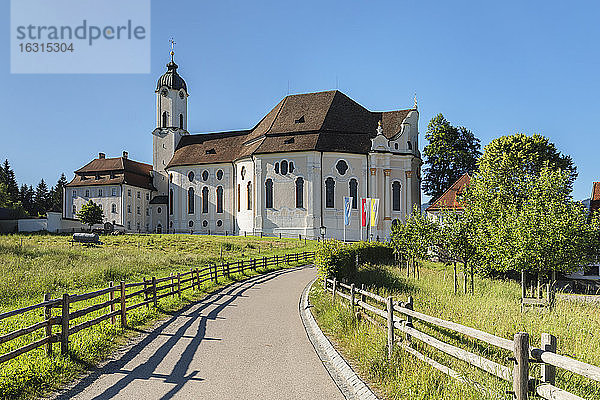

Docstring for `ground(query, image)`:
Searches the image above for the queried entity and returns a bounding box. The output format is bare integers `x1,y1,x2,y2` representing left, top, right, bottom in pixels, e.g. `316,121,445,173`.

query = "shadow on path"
53,266,307,400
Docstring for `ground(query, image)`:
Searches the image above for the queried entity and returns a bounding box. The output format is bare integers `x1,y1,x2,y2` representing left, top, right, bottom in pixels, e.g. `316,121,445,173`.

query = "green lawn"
0,233,316,399
309,261,600,400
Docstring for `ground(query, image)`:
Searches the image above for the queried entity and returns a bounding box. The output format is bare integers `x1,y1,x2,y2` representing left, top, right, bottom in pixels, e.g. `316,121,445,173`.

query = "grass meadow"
0,233,316,399
309,261,600,400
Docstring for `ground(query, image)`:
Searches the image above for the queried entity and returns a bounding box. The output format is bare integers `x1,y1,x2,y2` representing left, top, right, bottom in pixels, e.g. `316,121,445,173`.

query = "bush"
315,240,394,280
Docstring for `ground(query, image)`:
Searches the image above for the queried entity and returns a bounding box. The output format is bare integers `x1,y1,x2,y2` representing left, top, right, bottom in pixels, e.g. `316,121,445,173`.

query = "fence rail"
0,251,314,366
325,277,600,400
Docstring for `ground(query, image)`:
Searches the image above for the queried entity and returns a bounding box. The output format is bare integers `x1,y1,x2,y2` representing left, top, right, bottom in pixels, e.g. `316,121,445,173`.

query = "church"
65,50,422,240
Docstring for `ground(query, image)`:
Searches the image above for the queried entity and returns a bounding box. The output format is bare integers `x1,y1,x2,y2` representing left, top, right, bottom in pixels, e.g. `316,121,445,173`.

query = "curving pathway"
51,266,344,400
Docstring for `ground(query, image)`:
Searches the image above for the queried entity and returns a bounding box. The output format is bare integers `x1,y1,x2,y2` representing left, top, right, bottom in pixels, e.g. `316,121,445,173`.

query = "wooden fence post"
44,293,52,356
120,280,127,328
332,278,337,302
405,296,413,344
513,332,529,400
170,273,174,297
214,264,218,284
387,296,394,360
350,284,355,316
195,268,199,289
61,293,69,355
152,277,157,307
361,284,366,303
521,270,526,300
253,258,256,271
189,268,194,289
177,273,181,298
109,281,116,325
541,333,557,385
470,264,474,295
453,262,458,294
463,264,468,294
323,276,328,290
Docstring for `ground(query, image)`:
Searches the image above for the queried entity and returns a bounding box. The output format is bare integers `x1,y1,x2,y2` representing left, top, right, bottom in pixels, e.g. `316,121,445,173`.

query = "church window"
179,114,184,129
202,187,209,213
127,205,131,213
111,204,116,213
395,143,399,150
241,166,246,180
112,188,117,196
169,189,174,215
325,177,335,208
349,179,358,209
217,170,223,180
162,111,168,127
202,170,209,181
146,208,149,216
281,160,288,175
72,205,76,214
146,193,150,200
274,163,279,174
392,181,401,211
407,141,412,150
247,181,252,210
72,190,76,198
128,221,131,230
336,160,348,176
217,186,223,213
237,184,241,212
289,162,295,173
157,207,162,214
128,189,131,197
188,220,194,228
188,187,195,214
188,171,195,182
85,189,90,197
202,220,208,227
265,179,273,208
217,220,223,227
137,191,140,199
295,177,304,208
137,206,140,215
98,188,103,197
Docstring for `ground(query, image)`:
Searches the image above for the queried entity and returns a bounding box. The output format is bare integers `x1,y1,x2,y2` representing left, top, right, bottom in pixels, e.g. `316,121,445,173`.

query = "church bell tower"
152,41,189,196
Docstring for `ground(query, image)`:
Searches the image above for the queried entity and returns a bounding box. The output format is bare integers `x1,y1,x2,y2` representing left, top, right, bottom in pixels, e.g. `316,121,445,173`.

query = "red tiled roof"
591,182,600,214
426,173,471,212
67,156,155,190
168,90,416,167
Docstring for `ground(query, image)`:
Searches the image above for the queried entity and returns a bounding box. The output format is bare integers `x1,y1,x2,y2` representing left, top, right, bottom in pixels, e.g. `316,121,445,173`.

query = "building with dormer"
65,51,422,239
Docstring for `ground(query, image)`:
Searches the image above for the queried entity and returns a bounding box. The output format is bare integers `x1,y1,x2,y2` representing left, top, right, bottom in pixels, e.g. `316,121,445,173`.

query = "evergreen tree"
1,160,20,204
422,114,481,202
19,184,35,216
50,173,68,212
33,179,51,216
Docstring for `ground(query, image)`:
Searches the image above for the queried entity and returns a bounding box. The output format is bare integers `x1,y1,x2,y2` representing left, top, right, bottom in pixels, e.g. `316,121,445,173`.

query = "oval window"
336,160,348,175
274,162,279,174
289,161,295,173
241,166,246,180
157,207,162,214
188,171,195,182
217,220,223,227
202,220,208,227
188,221,194,227
217,170,224,180
202,171,209,181
281,160,288,175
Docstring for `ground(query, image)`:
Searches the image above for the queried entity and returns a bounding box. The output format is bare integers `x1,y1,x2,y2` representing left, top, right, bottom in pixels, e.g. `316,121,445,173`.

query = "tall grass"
309,262,600,399
0,233,315,399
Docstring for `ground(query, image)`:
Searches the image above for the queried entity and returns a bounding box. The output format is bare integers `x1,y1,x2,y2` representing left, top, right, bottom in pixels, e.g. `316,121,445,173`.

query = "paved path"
53,267,344,400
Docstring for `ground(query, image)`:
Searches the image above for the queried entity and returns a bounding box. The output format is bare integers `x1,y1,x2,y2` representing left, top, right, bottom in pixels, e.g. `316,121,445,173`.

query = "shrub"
315,240,394,280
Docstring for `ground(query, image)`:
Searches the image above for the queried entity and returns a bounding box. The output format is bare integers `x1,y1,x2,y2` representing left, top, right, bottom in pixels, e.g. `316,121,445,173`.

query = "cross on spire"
169,38,176,62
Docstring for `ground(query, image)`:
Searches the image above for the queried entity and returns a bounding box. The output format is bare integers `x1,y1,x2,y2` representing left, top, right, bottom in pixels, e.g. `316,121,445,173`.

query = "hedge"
315,240,395,280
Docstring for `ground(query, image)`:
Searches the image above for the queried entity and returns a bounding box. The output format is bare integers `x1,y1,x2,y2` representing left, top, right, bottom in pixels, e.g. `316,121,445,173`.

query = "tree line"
392,115,599,284
0,159,67,218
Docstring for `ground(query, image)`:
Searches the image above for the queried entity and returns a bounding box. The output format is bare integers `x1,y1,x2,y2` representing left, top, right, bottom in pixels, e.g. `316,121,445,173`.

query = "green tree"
422,114,481,202
1,160,20,204
50,173,68,212
77,200,104,229
0,182,25,217
19,184,35,216
391,206,438,274
33,179,51,216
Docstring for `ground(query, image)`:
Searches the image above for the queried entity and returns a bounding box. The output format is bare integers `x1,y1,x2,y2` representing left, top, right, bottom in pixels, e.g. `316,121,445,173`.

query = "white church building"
65,52,422,240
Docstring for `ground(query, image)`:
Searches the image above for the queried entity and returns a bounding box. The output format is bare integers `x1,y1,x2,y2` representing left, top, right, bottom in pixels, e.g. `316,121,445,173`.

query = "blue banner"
343,196,351,226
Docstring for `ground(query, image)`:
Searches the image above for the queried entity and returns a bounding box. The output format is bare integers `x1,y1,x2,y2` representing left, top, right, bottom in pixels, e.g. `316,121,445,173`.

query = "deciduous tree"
77,200,104,229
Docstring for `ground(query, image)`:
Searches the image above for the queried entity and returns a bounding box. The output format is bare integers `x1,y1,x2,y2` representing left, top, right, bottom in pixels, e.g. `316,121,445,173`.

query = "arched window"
349,178,358,209
188,187,195,214
325,177,335,208
202,187,209,213
392,181,401,211
169,189,174,215
281,160,288,175
274,163,279,174
265,179,273,209
111,204,116,213
407,141,412,150
289,162,295,173
247,181,252,210
162,111,168,128
216,186,223,213
295,177,304,208
179,114,184,129
237,184,241,212
188,171,194,182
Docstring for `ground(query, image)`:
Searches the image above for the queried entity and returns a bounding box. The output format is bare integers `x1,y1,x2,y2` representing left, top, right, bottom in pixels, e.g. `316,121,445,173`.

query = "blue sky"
1,0,598,201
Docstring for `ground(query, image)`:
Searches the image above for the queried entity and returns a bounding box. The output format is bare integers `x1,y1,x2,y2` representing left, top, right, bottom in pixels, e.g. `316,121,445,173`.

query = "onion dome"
156,51,187,92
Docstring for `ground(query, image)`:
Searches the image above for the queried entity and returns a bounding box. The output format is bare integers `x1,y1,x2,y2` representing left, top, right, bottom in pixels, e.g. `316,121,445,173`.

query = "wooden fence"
325,277,600,400
0,251,314,366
